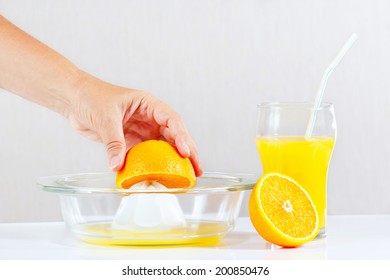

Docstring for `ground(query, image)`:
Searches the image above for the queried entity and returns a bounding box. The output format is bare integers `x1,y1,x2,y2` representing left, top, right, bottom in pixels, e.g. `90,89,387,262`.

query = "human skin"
0,15,202,175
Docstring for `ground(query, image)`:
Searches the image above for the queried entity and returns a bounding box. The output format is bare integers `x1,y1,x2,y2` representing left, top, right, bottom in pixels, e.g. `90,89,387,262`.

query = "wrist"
58,69,96,118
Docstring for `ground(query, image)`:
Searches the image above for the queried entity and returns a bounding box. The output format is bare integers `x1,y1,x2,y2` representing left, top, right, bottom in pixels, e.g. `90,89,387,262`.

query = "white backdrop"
0,0,389,222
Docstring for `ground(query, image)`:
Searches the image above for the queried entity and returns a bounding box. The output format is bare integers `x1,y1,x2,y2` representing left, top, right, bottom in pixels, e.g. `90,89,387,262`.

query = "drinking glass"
256,102,336,237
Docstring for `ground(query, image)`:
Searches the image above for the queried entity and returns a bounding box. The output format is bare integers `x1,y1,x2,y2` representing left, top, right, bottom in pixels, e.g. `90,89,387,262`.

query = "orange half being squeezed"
116,140,196,189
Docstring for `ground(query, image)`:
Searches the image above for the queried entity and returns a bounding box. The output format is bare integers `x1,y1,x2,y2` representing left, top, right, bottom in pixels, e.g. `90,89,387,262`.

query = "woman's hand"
66,75,202,175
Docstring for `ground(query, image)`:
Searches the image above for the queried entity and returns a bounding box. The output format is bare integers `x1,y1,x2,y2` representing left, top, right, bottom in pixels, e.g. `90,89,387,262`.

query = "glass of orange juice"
256,102,336,237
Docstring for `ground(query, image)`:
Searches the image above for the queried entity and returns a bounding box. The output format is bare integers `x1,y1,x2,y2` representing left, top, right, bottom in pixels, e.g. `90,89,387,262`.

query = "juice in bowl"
255,102,336,237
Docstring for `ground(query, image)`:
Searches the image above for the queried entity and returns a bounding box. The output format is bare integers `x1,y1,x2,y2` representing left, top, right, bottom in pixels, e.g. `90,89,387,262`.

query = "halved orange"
249,173,319,247
116,140,196,189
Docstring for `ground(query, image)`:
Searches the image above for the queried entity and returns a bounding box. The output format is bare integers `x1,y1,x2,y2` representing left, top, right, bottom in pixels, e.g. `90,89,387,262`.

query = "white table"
0,215,389,260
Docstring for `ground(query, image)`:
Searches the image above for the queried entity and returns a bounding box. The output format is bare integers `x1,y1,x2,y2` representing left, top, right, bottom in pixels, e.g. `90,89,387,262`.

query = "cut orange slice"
249,173,319,247
116,140,196,189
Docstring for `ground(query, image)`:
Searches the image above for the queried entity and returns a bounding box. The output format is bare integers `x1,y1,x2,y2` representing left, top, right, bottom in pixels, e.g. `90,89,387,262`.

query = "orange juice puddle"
256,136,335,235
76,221,230,247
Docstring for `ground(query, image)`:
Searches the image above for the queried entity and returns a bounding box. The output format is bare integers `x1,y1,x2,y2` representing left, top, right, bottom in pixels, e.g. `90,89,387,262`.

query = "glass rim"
257,102,334,111
37,172,255,194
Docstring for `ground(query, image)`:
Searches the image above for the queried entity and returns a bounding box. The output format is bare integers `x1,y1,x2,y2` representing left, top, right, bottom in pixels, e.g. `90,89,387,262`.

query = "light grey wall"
0,0,389,222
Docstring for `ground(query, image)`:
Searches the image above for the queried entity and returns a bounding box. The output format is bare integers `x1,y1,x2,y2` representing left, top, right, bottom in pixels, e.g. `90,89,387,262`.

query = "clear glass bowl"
38,172,255,246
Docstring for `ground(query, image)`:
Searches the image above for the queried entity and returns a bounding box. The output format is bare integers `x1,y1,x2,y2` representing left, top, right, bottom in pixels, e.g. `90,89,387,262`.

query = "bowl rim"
37,172,256,194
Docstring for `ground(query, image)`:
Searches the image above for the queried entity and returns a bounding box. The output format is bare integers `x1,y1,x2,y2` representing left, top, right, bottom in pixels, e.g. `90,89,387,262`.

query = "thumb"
100,118,126,171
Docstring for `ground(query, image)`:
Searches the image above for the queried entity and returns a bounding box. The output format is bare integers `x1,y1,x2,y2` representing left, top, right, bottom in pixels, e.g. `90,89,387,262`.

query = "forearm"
0,15,86,117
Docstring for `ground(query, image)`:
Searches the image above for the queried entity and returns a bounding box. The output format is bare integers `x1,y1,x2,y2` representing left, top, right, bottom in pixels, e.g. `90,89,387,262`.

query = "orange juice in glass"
256,103,336,237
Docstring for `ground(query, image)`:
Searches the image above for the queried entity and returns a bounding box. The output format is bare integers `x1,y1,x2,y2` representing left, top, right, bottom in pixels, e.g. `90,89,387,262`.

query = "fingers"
190,154,203,177
175,135,203,176
175,135,191,157
153,101,203,176
99,116,127,171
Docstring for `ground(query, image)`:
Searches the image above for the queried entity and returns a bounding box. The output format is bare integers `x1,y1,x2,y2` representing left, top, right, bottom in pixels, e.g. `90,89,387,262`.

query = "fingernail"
182,143,190,156
110,156,121,170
